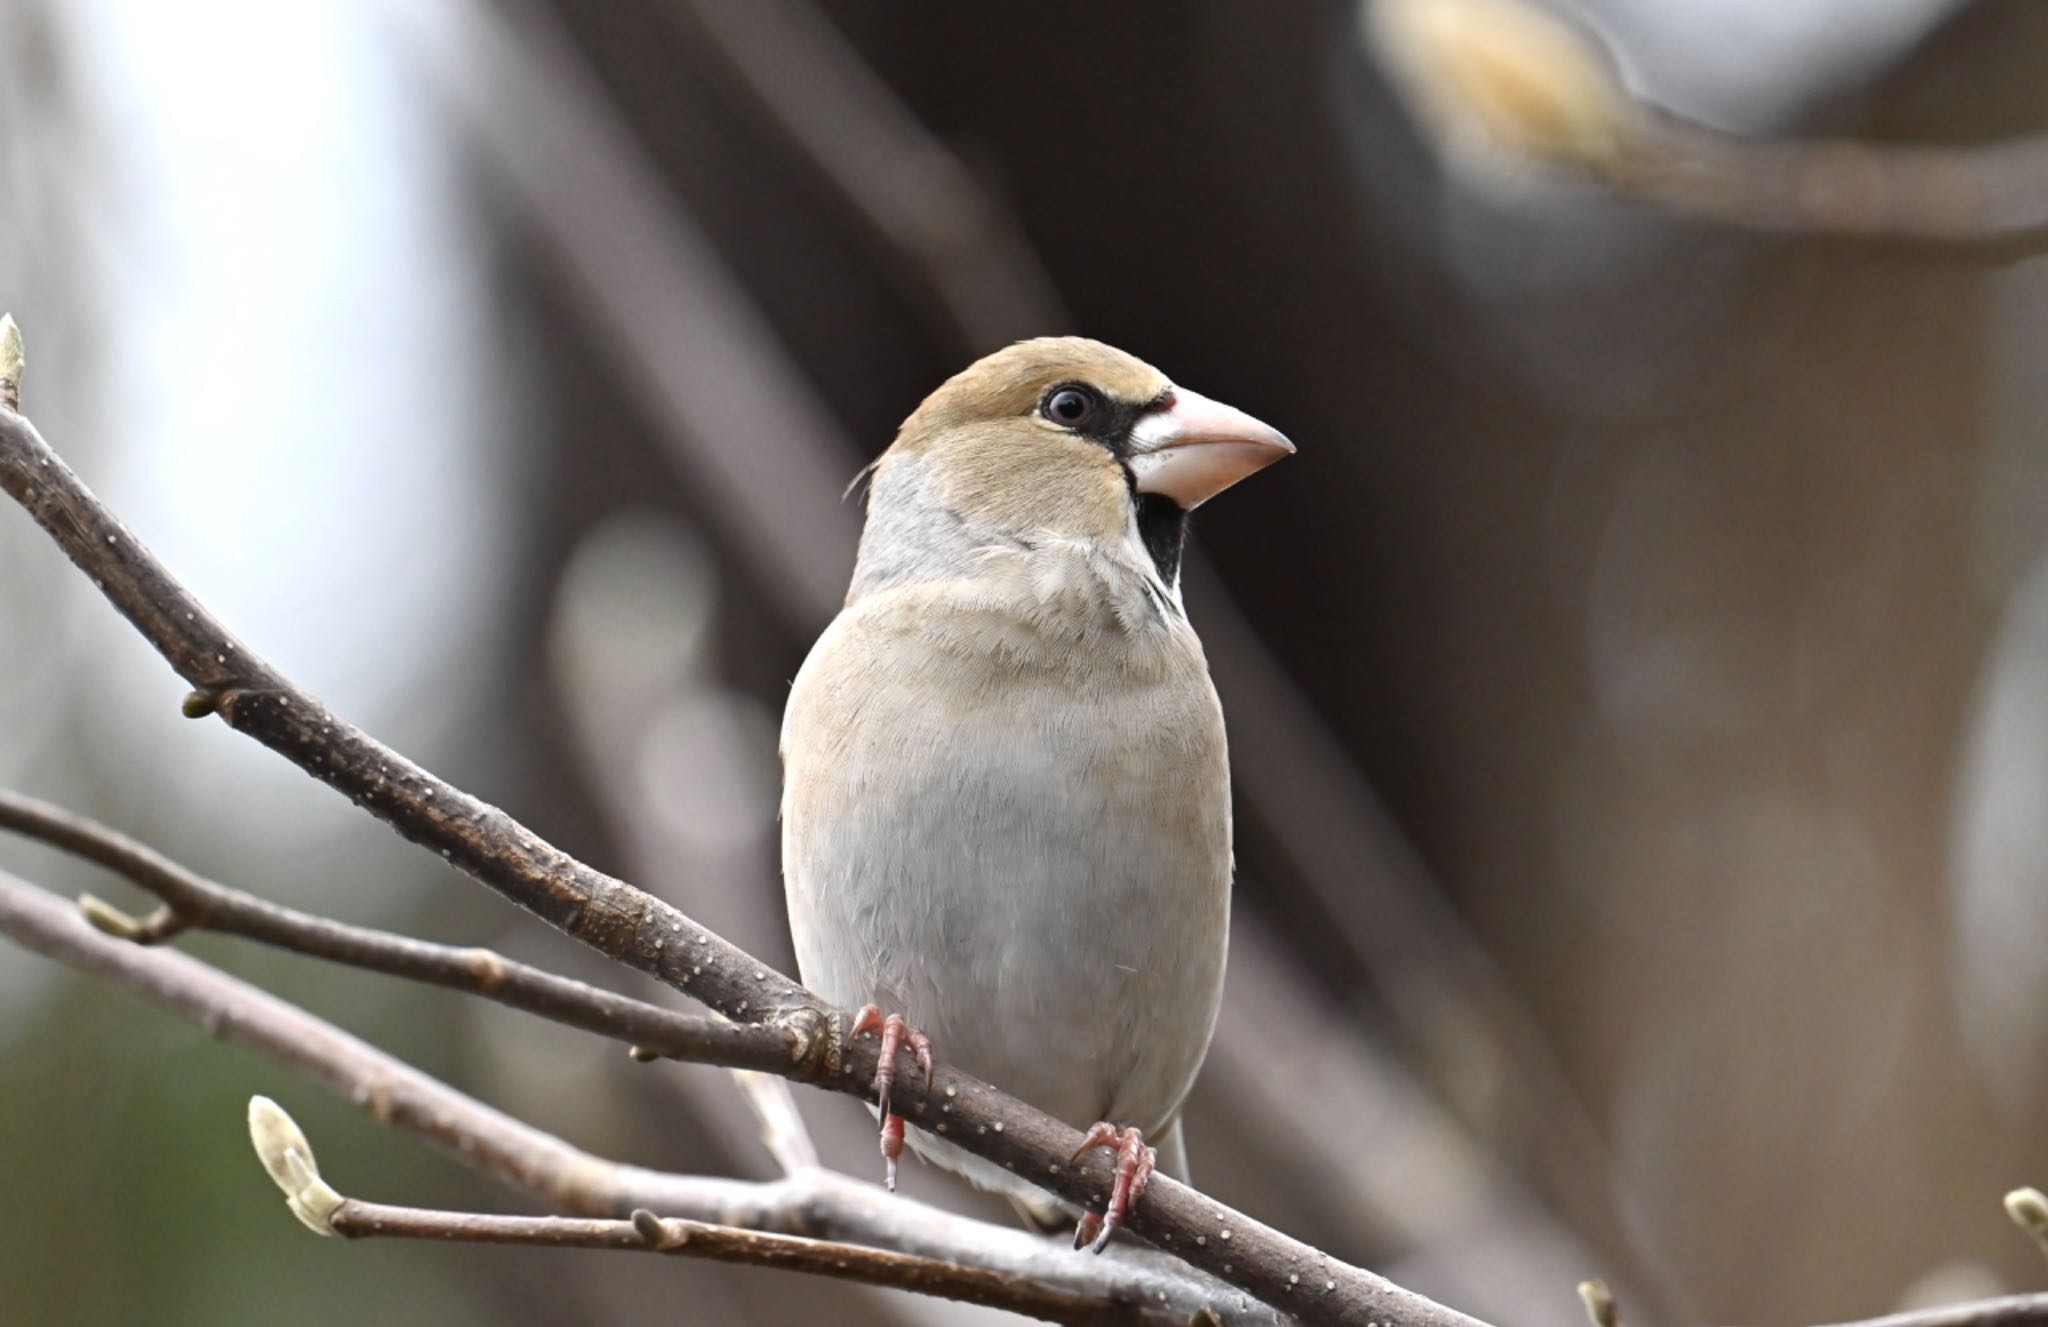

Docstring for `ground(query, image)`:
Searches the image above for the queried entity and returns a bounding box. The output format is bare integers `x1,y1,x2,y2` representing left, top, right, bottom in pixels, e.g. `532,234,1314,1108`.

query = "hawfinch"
781,337,1292,1249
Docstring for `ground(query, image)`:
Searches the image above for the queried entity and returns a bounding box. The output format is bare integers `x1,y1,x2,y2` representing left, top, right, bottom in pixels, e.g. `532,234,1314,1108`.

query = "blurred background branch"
1373,0,2048,247
674,0,1069,346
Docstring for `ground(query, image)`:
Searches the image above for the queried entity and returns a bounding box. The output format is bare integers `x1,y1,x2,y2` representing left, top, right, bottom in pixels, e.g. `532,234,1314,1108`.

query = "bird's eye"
1041,385,1104,431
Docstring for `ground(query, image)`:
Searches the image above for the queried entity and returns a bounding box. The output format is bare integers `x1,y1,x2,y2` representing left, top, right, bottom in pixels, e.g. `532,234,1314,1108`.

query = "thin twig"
0,870,1266,1326
0,389,1474,1327
1788,1297,2048,1327
733,1071,822,1176
327,1200,1130,1325
245,1090,1153,1327
0,788,797,1072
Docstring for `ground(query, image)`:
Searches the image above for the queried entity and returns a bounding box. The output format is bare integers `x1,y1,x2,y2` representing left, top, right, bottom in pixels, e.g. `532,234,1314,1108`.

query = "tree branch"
242,1088,1154,1327
733,1070,823,1176
13,862,2046,1327
0,784,829,1259
0,788,799,1073
0,416,805,1027
0,386,1477,1326
1794,1297,2048,1327
1613,122,2048,248
0,870,1265,1325
1570,1272,2048,1327
325,1199,1150,1327
1370,0,2048,251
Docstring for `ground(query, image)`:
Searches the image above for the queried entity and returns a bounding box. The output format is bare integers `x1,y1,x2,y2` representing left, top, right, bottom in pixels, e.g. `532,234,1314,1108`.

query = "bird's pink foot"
850,1004,933,1191
1070,1122,1156,1253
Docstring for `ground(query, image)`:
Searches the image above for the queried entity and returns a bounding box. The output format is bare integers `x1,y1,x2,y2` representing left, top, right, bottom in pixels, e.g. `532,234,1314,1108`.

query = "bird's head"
853,338,1293,598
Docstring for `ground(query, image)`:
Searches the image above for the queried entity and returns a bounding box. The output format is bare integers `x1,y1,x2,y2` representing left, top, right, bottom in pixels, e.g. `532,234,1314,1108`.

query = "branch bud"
0,313,21,412
1577,1278,1622,1327
77,894,186,944
2006,1187,2048,1261
248,1096,345,1236
78,894,150,941
631,1207,688,1251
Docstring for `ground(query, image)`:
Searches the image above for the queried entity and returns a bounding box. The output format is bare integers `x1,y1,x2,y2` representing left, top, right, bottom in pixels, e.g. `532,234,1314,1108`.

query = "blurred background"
3,1,2046,1323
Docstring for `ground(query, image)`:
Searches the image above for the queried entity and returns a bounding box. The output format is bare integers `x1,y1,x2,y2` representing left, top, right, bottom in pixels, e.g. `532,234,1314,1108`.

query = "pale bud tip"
248,1096,344,1235
78,894,146,941
2006,1187,2048,1236
1367,0,1634,171
0,313,22,409
1577,1278,1621,1327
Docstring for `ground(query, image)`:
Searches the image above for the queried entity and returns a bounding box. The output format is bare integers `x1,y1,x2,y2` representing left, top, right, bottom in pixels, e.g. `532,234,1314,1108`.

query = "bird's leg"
849,1003,933,1191
1070,1122,1156,1253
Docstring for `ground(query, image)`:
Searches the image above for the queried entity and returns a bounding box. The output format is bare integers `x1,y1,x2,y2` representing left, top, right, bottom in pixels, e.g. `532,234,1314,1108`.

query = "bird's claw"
879,1112,906,1191
851,1004,933,1191
1070,1122,1156,1252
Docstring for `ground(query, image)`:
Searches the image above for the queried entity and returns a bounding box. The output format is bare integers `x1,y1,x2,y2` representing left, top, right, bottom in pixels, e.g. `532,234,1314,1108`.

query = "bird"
780,336,1293,1250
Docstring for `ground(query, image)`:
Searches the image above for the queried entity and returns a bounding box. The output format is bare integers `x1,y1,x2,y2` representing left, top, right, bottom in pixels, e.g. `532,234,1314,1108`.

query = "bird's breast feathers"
779,555,1232,1130
783,538,1222,769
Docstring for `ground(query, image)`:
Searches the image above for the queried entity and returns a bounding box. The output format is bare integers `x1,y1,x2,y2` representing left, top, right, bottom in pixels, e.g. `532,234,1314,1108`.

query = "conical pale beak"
1126,386,1294,509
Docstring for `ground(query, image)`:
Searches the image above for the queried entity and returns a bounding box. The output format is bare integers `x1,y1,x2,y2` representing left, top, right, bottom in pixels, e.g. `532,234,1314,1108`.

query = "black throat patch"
1134,491,1187,590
